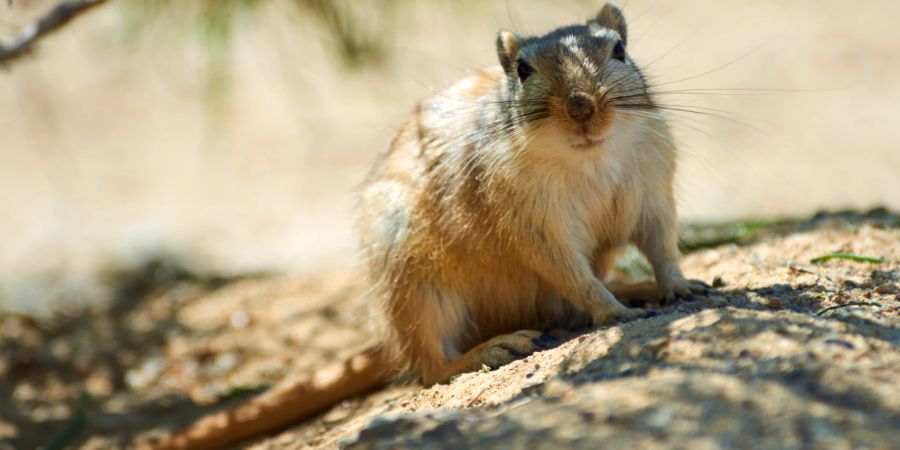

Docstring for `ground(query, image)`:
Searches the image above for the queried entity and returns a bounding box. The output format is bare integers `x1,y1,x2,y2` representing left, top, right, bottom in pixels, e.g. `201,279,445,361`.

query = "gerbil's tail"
146,346,390,450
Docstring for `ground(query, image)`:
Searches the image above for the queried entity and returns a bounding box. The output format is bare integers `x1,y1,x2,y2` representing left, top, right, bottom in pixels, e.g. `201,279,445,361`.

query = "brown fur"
146,3,701,448
357,2,694,385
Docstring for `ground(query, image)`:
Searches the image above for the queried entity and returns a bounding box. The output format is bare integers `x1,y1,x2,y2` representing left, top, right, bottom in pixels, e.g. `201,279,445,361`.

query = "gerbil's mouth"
570,135,605,150
567,118,612,150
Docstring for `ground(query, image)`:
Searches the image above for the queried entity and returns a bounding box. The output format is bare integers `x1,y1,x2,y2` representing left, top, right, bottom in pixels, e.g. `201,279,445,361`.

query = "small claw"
617,308,654,323
532,334,561,349
498,344,527,358
688,279,713,295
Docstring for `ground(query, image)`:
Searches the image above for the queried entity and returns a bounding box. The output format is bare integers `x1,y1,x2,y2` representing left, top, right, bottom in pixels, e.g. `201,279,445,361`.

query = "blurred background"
1,0,898,315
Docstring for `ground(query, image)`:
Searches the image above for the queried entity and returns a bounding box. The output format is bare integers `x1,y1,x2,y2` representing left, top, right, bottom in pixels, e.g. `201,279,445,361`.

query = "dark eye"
516,58,534,82
612,41,626,62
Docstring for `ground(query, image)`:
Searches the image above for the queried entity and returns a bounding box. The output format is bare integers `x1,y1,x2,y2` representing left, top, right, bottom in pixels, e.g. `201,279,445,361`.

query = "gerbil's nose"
566,93,595,123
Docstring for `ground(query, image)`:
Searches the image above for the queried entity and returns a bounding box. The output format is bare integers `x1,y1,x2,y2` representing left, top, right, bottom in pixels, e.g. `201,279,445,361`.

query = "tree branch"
0,0,108,67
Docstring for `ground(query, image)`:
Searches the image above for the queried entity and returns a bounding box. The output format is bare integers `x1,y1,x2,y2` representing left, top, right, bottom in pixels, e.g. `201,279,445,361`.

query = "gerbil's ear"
591,2,628,47
496,30,522,75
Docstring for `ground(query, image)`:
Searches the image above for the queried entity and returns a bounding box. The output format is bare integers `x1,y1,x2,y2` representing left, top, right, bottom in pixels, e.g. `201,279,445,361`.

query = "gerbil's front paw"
661,277,711,305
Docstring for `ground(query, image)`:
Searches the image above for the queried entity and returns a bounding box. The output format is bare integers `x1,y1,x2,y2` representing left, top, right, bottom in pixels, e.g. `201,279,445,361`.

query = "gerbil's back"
356,69,504,272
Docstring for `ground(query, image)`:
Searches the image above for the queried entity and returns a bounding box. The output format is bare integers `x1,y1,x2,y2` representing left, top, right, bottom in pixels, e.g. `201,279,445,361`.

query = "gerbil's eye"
612,40,626,62
516,58,534,82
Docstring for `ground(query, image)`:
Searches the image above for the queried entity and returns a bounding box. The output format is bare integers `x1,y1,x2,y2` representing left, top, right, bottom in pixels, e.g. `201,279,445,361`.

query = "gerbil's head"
496,3,649,152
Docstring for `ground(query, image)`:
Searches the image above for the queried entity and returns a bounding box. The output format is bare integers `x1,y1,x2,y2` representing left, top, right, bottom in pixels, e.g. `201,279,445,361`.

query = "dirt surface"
1,211,898,449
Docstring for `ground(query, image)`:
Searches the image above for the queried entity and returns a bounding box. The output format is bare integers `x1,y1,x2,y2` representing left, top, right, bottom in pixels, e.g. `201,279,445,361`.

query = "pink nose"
566,93,595,122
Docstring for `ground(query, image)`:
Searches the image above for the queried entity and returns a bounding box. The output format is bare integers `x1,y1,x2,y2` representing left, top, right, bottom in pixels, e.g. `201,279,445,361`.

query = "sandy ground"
0,212,897,449
1,0,900,314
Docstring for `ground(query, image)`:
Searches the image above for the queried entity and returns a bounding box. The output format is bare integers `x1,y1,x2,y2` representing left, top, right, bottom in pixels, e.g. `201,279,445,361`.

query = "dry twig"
0,0,107,67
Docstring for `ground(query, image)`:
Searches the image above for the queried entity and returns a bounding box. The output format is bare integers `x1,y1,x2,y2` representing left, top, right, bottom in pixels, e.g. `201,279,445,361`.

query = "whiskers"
601,67,763,137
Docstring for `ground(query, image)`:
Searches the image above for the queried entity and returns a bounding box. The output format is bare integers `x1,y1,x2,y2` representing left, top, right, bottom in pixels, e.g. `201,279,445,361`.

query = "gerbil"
148,4,703,449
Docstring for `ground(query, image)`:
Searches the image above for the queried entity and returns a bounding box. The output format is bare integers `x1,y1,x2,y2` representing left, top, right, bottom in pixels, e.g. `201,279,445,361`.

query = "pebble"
125,358,166,390
874,283,898,294
230,310,250,329
871,269,898,283
712,276,726,288
208,352,238,376
824,339,854,350
645,406,675,428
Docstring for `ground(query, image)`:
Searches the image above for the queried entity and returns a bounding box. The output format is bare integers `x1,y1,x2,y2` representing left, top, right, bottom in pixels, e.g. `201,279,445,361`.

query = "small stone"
542,379,572,399
712,276,726,288
126,358,166,390
628,345,642,358
209,352,238,376
422,421,465,443
874,283,898,294
871,269,898,283
824,339,854,350
86,369,114,396
230,310,250,329
520,378,543,392
322,404,354,424
13,383,37,401
336,435,357,447
645,407,675,428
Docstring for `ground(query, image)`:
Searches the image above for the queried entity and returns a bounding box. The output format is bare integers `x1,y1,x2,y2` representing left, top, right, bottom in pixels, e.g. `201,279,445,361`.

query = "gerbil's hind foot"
588,298,653,326
478,330,560,369
451,330,560,378
608,305,652,324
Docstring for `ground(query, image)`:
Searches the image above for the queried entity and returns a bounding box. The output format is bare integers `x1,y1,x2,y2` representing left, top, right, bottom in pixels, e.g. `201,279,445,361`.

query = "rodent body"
358,3,695,385
148,4,701,448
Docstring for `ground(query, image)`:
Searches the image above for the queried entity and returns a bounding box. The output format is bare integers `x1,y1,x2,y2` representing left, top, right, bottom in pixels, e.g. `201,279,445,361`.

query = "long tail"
147,347,390,450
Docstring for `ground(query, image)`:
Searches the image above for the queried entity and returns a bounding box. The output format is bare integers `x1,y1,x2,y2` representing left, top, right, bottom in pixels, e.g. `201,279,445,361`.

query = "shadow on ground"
1,210,897,449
